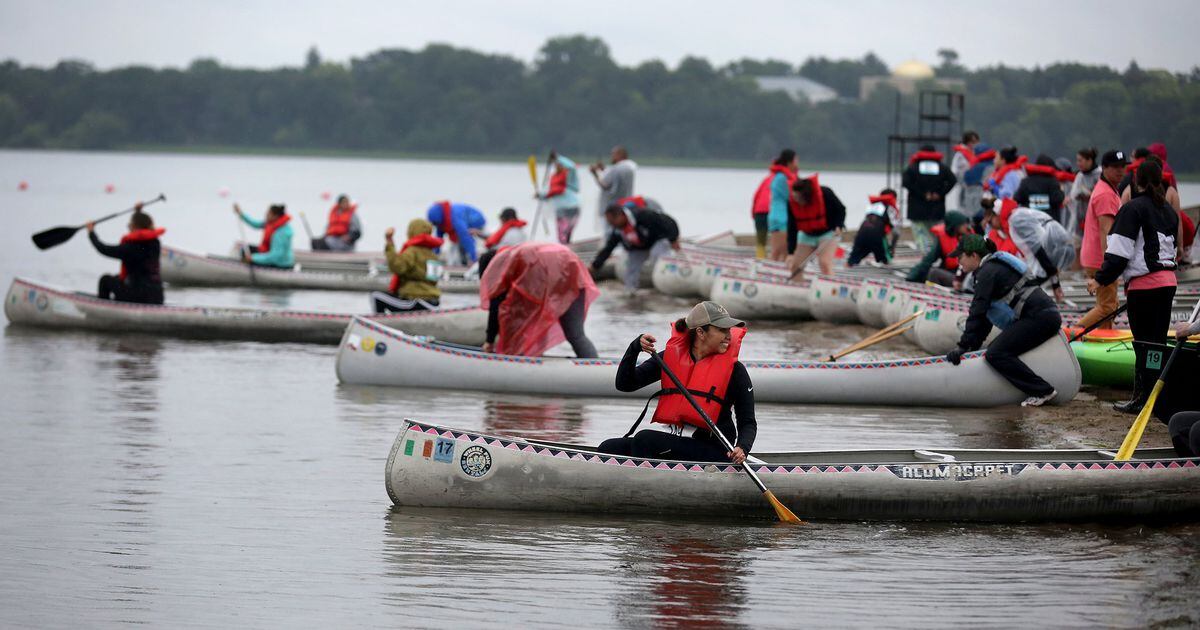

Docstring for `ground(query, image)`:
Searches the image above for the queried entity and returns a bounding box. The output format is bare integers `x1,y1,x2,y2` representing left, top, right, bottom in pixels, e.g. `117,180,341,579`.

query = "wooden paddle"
233,204,257,283
298,211,318,247
1114,300,1200,460
32,194,165,250
527,153,554,240
827,310,924,362
650,352,804,524
1068,303,1128,342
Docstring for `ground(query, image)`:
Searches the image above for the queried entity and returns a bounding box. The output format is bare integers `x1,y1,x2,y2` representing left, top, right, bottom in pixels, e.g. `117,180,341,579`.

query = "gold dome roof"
893,60,935,79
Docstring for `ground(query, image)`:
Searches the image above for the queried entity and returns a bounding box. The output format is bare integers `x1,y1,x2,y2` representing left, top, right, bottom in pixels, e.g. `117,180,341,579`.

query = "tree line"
0,35,1197,171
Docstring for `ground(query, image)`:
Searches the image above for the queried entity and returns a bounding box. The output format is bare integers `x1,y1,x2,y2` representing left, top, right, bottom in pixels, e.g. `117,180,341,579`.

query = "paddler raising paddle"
598,301,756,464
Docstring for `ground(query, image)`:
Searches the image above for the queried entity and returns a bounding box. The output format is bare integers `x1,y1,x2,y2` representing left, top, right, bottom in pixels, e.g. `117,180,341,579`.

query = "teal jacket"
240,214,295,268
767,171,790,232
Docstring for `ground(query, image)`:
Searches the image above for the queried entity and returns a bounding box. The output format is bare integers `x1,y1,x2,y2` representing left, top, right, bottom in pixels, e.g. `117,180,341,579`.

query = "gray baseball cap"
685,301,745,329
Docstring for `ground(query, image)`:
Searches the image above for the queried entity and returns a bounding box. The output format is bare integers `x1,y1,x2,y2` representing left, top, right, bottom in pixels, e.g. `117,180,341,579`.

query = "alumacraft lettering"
888,463,1027,481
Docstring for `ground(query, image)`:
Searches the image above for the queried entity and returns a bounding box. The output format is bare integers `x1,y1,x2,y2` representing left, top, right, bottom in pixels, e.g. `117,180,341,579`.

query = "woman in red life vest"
751,149,797,260
788,175,846,280
597,301,756,464
314,194,361,251
234,203,295,268
86,202,165,304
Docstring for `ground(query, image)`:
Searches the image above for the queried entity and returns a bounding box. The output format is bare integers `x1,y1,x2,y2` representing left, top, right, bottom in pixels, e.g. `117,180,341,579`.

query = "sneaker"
1021,390,1057,407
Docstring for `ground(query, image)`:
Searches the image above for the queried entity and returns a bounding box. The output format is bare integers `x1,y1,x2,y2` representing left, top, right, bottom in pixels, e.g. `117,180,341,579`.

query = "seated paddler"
598,301,756,464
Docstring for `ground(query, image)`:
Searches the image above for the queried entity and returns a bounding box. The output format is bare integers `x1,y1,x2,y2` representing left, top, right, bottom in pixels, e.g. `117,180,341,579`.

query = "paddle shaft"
529,155,554,240
1069,303,1128,342
234,208,257,282
32,194,165,250
650,353,767,493
299,212,316,241
88,194,165,228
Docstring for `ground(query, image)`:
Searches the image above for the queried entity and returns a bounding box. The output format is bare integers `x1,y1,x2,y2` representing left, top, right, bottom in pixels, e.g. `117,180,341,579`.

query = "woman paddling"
598,301,756,463
86,202,165,305
234,203,295,268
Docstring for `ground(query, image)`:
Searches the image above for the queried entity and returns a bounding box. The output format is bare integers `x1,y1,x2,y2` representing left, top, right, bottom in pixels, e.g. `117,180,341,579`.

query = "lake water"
1,149,1197,628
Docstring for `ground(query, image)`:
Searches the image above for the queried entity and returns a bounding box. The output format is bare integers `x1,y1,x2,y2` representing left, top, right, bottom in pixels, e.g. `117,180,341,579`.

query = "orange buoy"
320,191,332,200
18,181,28,191
104,184,115,193
218,187,230,198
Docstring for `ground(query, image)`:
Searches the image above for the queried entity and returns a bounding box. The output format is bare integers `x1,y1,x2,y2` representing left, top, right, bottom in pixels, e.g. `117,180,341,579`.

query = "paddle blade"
763,490,805,524
32,226,80,250
1115,380,1165,460
526,155,538,188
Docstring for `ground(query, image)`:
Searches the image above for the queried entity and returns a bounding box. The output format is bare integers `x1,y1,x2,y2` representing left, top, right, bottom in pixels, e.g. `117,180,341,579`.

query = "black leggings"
1168,412,1200,457
1127,286,1176,377
984,306,1062,397
98,274,164,305
598,430,729,462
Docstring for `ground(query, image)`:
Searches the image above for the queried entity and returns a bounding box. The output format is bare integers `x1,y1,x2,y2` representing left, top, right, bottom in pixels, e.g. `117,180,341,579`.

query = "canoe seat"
914,449,956,462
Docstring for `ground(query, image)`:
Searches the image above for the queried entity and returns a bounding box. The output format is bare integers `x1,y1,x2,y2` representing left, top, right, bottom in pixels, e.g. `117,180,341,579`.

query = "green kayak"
1070,340,1133,388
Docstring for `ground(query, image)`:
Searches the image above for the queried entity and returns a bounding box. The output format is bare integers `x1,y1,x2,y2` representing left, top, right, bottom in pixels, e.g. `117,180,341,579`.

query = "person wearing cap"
1075,150,1128,330
471,207,528,252
904,210,972,287
314,194,362,251
945,234,1062,407
598,301,756,463
591,203,681,293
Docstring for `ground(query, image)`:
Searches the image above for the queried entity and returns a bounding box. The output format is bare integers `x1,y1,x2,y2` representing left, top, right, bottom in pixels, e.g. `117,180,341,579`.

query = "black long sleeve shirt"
615,336,757,453
591,210,680,269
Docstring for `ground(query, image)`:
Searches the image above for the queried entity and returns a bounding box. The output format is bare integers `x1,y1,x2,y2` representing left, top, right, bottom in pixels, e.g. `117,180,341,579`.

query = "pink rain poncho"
479,242,599,357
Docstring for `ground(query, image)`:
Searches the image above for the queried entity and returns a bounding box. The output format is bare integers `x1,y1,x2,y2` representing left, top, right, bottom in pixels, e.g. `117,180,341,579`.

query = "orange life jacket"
952,144,996,166
751,164,797,216
118,227,166,280
484,219,528,249
325,203,357,237
985,155,1027,191
909,150,945,164
546,170,568,198
651,326,745,430
930,223,960,271
259,214,291,253
436,200,457,242
1024,163,1076,183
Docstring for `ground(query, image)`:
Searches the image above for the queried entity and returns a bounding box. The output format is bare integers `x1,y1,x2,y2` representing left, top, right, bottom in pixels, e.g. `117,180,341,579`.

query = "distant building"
753,75,839,104
859,60,965,99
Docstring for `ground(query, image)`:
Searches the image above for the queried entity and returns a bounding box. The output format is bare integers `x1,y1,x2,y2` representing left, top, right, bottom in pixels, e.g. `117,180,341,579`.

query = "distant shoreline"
6,145,1196,181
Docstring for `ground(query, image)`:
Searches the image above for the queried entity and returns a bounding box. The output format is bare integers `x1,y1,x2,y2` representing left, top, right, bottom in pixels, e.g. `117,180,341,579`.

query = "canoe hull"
337,317,1081,407
5,278,486,345
708,273,812,320
809,276,862,324
386,421,1200,522
161,247,478,293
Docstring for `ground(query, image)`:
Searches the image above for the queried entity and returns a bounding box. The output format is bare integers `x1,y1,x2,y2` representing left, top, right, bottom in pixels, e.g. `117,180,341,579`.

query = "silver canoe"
336,317,1081,406
708,272,812,320
386,419,1200,522
5,277,485,345
161,246,479,293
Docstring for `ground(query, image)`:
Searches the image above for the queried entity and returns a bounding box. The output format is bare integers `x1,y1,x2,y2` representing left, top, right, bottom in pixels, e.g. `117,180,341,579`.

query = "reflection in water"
615,535,750,630
482,399,585,442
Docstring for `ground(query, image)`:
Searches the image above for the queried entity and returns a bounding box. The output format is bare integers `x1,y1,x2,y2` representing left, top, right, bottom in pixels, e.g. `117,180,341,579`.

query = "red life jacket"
1180,211,1195,251
436,201,458,243
388,233,444,293
909,150,945,164
259,214,291,253
325,203,357,237
617,196,648,209
751,164,796,216
984,155,1027,191
986,199,1022,255
1125,158,1178,189
1025,163,1075,183
546,170,568,198
868,194,899,234
118,227,166,280
484,219,528,249
792,174,827,234
930,223,962,271
652,326,746,430
952,144,996,166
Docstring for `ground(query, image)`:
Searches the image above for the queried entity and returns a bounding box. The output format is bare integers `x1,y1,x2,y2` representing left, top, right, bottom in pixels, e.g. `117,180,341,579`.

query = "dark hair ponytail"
673,318,688,333
984,238,997,255
773,149,796,167
1136,160,1167,207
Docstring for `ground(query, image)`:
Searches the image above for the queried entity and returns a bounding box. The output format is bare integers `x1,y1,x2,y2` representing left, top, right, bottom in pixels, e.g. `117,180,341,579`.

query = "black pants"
98,275,164,305
1168,412,1200,457
371,292,438,314
598,430,728,462
1127,286,1177,383
847,226,889,266
786,211,797,255
559,292,598,358
984,306,1062,397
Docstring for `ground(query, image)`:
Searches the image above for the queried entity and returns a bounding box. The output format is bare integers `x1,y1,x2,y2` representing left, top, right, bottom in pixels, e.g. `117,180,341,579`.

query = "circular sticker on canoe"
679,265,692,277
374,342,388,356
360,337,376,352
170,252,187,267
35,293,48,311
743,283,758,298
460,445,493,478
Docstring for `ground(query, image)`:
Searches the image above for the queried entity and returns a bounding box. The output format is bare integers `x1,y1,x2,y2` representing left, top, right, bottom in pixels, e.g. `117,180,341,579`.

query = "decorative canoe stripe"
716,274,810,290
11,278,480,322
355,317,544,364
403,422,1200,474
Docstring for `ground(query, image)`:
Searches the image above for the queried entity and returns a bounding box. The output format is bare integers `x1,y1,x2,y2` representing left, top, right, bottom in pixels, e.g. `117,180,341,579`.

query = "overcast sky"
1,0,1196,74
